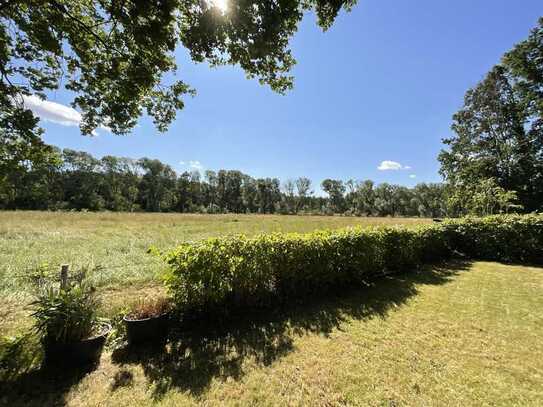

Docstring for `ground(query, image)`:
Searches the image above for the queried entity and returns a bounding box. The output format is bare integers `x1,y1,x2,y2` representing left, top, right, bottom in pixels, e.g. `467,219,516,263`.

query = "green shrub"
163,214,543,316
439,215,543,262
31,281,99,344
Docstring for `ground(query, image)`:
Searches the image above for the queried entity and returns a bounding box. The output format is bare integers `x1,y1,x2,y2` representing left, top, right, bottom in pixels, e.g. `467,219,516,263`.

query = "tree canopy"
439,18,543,214
0,0,357,187
0,0,356,137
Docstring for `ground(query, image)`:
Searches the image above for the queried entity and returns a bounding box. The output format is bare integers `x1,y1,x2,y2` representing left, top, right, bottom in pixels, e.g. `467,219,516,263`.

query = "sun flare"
212,0,228,13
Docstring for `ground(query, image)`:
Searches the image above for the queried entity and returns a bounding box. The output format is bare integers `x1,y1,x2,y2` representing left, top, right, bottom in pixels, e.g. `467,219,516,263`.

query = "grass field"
0,211,431,293
1,212,542,406
2,261,542,406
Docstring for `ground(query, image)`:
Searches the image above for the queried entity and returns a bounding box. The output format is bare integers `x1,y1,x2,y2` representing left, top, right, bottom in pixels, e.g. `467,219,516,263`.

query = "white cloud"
409,174,417,179
23,95,81,126
189,160,203,170
180,160,203,171
377,160,411,171
22,94,109,135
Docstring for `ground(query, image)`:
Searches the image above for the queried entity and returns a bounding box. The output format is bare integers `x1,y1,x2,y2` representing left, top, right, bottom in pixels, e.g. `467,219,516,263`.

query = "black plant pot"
123,313,170,346
43,323,111,367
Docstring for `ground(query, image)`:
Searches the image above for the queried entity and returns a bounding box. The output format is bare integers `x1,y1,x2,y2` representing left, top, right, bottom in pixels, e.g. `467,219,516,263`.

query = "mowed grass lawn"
1,212,542,405
2,261,542,406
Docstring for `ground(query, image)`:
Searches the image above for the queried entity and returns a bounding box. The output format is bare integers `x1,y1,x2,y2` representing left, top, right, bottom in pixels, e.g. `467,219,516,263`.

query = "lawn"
2,261,542,406
1,212,542,406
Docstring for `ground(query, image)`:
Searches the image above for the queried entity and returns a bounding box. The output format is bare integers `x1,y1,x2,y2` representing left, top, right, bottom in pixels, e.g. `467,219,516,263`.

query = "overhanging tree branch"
49,0,122,58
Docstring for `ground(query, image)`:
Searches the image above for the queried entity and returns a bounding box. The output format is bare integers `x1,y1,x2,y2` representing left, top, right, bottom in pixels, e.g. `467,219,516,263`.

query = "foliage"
31,280,99,344
1,147,452,217
0,138,62,209
439,19,543,214
0,0,357,180
164,214,543,314
503,17,543,121
446,178,523,216
321,179,346,212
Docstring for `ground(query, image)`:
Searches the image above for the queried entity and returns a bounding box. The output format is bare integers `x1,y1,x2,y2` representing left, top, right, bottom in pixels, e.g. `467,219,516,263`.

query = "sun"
212,0,228,13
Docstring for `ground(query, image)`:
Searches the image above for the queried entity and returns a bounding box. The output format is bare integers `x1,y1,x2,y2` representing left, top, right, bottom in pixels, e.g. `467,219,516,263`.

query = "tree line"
0,147,451,217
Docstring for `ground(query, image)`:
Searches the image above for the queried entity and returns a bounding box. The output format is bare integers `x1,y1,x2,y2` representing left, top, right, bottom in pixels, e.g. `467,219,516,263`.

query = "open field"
2,261,542,406
0,211,432,293
1,212,542,406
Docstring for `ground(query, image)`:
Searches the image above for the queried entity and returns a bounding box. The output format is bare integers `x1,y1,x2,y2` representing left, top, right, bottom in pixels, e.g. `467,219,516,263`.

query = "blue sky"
31,0,541,192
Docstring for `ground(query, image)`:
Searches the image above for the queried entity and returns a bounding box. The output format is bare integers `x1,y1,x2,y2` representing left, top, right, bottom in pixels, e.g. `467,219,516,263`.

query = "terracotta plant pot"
123,312,170,346
43,323,111,367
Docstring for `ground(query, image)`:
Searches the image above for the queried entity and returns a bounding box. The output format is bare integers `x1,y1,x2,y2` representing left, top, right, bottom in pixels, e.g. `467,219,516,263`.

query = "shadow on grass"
110,260,471,401
0,362,100,407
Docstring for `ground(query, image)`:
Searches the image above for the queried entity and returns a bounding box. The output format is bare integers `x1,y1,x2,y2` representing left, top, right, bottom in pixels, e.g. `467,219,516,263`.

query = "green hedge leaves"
163,215,543,313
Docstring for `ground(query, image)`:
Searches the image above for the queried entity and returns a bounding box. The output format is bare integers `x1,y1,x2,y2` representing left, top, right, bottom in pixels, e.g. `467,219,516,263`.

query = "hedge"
163,214,543,314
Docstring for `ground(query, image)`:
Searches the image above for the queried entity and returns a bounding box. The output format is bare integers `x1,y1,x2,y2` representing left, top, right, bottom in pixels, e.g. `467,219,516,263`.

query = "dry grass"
2,261,543,406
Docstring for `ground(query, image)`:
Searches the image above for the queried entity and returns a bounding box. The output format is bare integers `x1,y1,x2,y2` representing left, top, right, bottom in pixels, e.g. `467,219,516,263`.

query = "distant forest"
1,148,449,217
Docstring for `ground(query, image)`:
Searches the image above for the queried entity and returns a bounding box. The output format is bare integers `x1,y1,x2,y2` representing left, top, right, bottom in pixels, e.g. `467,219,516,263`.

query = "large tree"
439,65,543,213
294,176,312,212
0,0,356,165
321,178,345,212
439,18,543,214
503,17,543,121
138,158,177,211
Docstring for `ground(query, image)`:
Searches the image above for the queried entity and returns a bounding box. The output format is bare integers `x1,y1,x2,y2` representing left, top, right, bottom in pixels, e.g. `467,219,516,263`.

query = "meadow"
0,211,432,293
0,211,431,335
1,212,542,406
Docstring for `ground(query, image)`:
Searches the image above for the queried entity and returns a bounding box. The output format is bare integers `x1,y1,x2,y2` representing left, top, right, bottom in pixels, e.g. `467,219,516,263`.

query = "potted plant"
31,280,111,367
123,297,171,346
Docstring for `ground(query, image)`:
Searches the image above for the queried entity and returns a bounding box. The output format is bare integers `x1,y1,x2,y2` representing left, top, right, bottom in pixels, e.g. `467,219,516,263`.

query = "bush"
163,214,543,316
439,215,543,262
31,281,99,344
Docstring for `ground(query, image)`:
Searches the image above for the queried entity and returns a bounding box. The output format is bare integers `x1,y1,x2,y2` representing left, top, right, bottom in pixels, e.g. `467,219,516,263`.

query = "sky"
29,0,542,193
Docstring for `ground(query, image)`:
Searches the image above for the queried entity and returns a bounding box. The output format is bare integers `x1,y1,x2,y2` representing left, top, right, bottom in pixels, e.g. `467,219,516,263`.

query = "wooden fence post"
60,264,69,289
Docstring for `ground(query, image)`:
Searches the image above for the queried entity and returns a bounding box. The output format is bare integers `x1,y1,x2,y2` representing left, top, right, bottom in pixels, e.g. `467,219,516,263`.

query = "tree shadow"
111,260,471,401
0,362,100,407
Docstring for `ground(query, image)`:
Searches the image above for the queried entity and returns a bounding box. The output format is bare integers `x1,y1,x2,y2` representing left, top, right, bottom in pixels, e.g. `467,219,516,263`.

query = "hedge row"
163,215,543,313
